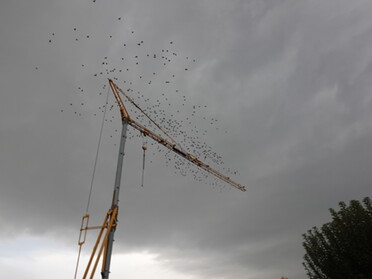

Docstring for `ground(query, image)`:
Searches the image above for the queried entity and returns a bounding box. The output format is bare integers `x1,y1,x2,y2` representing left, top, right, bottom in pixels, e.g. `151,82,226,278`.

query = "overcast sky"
1,1,372,278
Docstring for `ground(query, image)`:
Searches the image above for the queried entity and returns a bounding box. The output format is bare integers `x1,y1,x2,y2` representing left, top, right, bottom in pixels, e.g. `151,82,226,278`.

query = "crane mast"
101,117,128,279
78,79,246,279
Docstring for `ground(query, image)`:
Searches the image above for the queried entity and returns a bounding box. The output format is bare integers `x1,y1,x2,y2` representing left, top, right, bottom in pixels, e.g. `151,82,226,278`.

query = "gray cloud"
1,1,372,278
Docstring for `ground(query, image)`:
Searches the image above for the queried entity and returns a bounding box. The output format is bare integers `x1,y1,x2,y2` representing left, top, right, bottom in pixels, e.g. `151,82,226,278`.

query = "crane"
76,79,246,279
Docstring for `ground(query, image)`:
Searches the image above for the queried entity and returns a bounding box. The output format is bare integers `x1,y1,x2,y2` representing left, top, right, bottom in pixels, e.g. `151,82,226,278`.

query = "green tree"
302,197,372,279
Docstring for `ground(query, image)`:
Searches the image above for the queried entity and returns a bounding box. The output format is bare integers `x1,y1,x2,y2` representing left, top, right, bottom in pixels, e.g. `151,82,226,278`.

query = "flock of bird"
44,12,240,191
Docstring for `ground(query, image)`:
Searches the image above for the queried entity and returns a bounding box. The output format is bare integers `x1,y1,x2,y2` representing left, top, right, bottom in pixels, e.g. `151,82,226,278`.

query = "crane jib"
108,78,247,192
127,118,247,192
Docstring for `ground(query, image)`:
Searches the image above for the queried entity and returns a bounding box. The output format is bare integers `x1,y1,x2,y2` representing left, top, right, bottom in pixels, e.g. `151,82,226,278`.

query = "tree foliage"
302,197,372,279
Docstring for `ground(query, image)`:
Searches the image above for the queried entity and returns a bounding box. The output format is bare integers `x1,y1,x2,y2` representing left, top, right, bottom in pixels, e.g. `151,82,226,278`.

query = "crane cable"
86,86,110,213
74,86,110,279
116,87,186,154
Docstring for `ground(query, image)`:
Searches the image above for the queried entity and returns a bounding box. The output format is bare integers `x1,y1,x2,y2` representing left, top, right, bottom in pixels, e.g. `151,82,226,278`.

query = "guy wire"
85,86,110,214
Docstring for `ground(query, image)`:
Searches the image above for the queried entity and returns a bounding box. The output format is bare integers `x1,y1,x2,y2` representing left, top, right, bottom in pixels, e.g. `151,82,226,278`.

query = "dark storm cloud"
1,1,372,278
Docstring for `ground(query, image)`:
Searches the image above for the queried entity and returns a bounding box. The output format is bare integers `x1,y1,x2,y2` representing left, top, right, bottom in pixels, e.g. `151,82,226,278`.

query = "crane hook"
141,133,147,187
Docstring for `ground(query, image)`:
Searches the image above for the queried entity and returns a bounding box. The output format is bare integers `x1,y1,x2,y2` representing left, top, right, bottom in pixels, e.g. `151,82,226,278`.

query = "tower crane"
76,79,246,279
